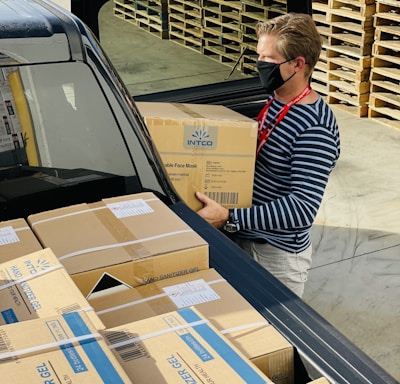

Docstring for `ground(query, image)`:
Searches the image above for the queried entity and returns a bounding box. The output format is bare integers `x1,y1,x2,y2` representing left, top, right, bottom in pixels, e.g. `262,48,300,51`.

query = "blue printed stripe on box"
178,307,270,384
62,312,125,383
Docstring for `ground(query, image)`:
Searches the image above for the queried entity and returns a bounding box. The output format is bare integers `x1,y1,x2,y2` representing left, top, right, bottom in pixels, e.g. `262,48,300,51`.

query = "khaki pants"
234,238,312,298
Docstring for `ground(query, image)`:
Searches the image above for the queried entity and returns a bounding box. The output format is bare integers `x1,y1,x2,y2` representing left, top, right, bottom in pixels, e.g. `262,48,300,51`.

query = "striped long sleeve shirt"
234,95,340,253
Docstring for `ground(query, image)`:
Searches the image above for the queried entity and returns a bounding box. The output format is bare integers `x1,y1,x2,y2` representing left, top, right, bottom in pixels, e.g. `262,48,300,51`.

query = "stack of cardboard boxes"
0,193,285,383
0,248,132,382
0,191,330,383
0,104,330,382
27,192,209,297
88,267,294,383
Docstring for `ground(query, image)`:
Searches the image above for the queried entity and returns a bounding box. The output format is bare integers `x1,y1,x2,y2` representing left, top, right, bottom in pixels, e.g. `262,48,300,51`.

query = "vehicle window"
98,1,261,96
22,63,136,175
0,47,172,198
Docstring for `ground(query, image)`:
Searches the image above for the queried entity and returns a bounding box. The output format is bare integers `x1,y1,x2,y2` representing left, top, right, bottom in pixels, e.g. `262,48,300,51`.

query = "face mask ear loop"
284,71,296,83
281,57,297,84
280,57,295,65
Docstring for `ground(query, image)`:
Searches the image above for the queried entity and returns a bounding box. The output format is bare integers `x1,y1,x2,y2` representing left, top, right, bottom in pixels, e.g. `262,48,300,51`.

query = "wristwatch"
223,209,240,233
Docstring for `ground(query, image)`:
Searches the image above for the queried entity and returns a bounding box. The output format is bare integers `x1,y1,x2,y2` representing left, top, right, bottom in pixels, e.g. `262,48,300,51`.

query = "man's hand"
195,192,229,229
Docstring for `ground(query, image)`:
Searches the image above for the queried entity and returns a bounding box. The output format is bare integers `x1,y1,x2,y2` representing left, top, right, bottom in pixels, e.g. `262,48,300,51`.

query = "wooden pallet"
369,0,400,129
112,0,400,124
169,13,202,52
114,0,136,23
241,45,257,75
267,0,288,15
241,0,273,7
203,18,242,43
328,0,376,18
135,0,168,28
312,51,330,96
168,0,202,20
327,94,369,117
375,0,400,16
312,0,330,16
241,0,287,18
368,93,400,130
202,26,242,68
113,0,169,39
325,12,375,58
373,43,400,67
322,0,376,57
312,68,330,97
369,58,400,129
203,0,242,22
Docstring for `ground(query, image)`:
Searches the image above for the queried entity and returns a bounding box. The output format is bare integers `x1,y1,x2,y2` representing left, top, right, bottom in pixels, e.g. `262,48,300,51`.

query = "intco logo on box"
184,126,218,150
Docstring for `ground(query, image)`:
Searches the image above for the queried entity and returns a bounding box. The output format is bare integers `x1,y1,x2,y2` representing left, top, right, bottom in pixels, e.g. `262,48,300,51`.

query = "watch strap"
223,209,240,233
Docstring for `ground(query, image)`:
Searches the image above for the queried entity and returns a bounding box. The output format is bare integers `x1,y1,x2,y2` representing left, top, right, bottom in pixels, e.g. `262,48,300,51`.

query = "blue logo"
184,126,217,150
24,258,51,275
35,258,51,270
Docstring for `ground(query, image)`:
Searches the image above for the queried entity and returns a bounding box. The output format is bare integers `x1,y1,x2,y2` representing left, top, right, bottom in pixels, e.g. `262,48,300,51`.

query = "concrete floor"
98,2,400,381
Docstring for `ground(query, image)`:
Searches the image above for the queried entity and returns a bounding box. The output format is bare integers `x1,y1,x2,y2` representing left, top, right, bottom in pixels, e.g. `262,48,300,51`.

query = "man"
196,13,340,297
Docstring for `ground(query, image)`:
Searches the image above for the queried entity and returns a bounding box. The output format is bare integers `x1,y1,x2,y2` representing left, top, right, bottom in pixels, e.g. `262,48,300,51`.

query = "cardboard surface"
103,307,273,383
0,311,132,383
28,192,209,296
0,248,103,330
89,268,294,383
0,218,42,263
137,102,257,211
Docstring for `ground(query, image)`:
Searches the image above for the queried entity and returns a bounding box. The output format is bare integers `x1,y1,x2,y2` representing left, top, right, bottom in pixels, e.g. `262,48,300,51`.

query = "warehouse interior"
95,0,400,381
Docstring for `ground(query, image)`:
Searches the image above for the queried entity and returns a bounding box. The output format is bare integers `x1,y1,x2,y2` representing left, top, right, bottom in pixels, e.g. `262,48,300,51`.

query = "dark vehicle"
0,1,397,383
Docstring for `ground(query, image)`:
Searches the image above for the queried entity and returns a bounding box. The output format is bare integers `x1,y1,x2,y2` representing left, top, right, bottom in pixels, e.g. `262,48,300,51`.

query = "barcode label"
0,335,8,353
105,331,148,362
205,192,238,205
0,226,19,245
0,334,12,361
58,303,81,314
107,199,154,218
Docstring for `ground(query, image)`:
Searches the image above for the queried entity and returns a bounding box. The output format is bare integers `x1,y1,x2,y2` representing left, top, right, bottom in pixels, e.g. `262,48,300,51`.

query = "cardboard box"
137,102,258,211
0,311,133,383
0,248,103,329
103,307,273,383
0,218,42,263
28,192,209,297
89,268,293,384
307,378,330,383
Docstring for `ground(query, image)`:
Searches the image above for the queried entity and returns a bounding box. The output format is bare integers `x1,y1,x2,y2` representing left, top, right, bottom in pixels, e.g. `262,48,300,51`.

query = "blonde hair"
256,13,321,78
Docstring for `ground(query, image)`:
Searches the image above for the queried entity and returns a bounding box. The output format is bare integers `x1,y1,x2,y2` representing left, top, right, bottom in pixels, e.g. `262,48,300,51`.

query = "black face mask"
257,59,294,93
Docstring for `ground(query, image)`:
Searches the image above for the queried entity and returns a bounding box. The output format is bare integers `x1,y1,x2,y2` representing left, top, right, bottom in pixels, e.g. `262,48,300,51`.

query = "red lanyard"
256,85,312,158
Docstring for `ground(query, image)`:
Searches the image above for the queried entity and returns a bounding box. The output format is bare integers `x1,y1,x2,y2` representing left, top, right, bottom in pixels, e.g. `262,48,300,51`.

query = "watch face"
224,223,239,233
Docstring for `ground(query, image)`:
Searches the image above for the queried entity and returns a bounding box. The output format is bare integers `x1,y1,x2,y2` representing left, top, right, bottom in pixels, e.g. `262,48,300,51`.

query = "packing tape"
95,278,226,315
0,333,102,360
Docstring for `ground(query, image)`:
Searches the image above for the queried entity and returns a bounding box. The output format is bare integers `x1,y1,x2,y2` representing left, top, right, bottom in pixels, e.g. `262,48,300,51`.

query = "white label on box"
107,199,154,218
163,279,220,308
0,226,20,245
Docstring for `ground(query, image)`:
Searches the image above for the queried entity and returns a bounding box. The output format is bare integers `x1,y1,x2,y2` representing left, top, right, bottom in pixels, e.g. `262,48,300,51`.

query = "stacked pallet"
202,0,242,66
312,0,331,97
169,0,287,74
168,0,202,52
313,0,376,117
112,0,287,70
112,0,400,128
114,0,169,39
240,0,287,75
368,0,400,129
